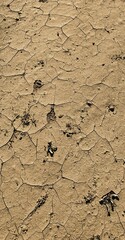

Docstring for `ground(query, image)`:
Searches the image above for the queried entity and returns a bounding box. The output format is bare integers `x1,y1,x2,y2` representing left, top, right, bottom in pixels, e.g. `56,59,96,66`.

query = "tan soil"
0,0,125,239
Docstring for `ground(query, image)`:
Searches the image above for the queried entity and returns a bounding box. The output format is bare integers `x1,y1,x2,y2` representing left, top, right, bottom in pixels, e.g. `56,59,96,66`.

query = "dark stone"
33,80,44,89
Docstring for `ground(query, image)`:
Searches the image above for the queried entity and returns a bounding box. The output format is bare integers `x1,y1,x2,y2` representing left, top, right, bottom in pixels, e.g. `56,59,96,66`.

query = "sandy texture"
0,0,125,239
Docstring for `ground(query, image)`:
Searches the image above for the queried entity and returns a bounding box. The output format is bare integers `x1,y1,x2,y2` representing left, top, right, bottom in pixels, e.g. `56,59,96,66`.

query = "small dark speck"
58,115,64,118
86,100,93,107
39,0,48,2
108,105,115,113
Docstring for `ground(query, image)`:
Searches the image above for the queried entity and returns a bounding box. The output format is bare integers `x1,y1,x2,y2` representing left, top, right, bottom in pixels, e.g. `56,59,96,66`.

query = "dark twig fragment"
47,142,57,157
99,191,119,216
28,194,48,218
84,193,95,204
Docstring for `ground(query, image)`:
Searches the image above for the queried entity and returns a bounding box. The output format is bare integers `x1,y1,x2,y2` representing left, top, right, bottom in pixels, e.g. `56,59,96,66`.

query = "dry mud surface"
0,0,125,239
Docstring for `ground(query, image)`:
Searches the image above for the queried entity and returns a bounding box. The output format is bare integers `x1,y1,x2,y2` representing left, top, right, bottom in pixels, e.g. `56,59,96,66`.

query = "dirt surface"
0,0,125,239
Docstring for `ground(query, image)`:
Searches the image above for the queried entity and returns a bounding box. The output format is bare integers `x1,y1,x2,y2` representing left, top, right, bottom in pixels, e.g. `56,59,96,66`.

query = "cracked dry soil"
0,0,125,240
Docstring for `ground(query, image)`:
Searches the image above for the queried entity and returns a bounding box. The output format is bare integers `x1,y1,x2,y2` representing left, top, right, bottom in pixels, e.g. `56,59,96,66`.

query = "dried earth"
0,0,125,240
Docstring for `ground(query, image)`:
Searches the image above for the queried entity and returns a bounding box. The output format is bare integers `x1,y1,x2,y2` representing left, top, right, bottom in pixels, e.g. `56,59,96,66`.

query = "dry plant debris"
27,194,48,218
47,141,57,157
99,191,119,216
